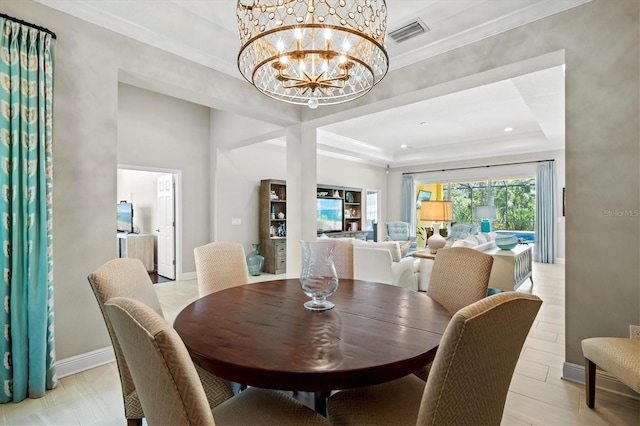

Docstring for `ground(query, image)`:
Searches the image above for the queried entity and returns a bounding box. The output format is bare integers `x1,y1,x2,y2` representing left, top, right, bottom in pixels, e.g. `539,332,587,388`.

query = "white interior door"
157,174,175,279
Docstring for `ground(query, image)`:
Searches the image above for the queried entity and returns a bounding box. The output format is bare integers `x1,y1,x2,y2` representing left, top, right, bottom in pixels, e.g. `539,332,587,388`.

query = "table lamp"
420,200,453,254
474,205,497,232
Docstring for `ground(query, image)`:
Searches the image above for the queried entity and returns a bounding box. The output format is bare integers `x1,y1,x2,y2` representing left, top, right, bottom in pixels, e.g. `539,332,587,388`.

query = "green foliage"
446,178,535,231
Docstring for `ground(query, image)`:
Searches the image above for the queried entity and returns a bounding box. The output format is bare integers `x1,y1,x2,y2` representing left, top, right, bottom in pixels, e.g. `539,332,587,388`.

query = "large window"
443,177,535,231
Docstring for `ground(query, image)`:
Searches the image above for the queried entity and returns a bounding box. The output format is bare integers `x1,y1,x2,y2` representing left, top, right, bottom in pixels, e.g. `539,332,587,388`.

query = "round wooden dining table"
174,278,450,396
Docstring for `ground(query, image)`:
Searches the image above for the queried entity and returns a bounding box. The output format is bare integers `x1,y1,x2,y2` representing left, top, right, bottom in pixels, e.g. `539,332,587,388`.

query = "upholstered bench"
581,337,640,408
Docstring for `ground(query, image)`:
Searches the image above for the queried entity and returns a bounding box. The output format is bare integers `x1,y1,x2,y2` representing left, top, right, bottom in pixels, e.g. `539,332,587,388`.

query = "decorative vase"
495,233,518,250
246,243,264,276
299,240,339,311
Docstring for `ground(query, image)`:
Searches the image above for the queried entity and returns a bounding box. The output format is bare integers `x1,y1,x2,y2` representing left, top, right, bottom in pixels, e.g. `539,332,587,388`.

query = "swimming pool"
495,230,535,243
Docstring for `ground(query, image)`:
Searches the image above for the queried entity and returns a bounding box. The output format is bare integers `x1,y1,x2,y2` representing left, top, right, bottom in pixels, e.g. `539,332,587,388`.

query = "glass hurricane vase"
299,240,339,311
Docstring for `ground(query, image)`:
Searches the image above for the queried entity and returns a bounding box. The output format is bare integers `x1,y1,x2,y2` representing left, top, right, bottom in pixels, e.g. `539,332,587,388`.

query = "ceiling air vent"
388,19,429,43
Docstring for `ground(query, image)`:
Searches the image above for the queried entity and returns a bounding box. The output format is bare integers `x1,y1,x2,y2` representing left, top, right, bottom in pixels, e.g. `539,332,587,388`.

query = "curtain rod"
0,13,57,39
402,159,554,176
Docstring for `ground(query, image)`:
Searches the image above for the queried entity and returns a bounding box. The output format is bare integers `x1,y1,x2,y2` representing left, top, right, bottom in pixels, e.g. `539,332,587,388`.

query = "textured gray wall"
2,0,637,370
308,0,640,365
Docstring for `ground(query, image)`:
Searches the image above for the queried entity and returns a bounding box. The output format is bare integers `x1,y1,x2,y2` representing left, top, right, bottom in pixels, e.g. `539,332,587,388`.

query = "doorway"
117,166,182,281
365,189,381,241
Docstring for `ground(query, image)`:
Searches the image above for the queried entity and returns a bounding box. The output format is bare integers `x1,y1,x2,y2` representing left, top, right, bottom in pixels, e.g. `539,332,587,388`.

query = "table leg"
314,391,331,416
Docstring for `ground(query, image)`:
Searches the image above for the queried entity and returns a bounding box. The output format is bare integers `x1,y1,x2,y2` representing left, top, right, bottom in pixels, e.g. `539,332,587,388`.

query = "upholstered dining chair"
327,292,542,426
87,258,234,426
104,296,331,426
332,239,354,279
194,242,249,298
413,246,494,380
581,337,640,408
427,247,494,315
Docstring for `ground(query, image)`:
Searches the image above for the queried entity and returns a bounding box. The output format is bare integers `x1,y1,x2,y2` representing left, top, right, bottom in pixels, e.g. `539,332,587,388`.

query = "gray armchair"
385,221,416,255
385,221,410,241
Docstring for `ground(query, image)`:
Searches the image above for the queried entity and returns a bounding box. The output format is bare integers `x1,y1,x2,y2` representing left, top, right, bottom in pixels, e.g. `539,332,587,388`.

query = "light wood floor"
2,263,638,425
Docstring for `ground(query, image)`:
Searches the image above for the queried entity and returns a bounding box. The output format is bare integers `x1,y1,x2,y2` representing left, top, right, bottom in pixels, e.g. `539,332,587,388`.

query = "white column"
286,123,317,277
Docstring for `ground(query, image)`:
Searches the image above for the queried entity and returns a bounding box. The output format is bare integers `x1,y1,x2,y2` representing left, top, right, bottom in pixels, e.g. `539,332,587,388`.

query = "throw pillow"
482,232,495,241
399,240,411,257
452,239,472,248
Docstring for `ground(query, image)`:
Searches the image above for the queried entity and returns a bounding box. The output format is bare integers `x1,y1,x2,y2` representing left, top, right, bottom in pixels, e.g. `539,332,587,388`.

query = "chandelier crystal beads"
237,0,389,108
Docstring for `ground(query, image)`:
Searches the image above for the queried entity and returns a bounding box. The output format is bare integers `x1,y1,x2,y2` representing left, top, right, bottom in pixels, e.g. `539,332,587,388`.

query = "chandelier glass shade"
237,0,389,108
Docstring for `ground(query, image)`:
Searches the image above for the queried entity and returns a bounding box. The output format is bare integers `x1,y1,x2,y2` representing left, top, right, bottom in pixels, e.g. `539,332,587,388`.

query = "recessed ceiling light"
504,127,513,132
400,144,408,148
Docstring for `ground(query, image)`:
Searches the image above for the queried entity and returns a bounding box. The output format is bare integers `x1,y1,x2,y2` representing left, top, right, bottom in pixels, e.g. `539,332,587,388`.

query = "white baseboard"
563,361,640,400
179,271,196,281
56,347,116,379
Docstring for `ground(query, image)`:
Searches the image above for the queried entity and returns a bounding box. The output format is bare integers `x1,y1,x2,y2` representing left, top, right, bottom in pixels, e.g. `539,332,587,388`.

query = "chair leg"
127,418,142,426
585,358,596,408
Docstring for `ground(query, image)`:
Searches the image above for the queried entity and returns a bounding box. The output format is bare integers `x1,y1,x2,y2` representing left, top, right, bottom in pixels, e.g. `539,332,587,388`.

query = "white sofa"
416,232,498,291
319,236,417,291
352,240,417,291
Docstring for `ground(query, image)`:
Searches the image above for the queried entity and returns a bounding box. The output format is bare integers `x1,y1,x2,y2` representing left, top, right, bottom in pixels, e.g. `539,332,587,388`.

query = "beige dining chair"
332,239,354,279
104,296,331,426
427,247,494,315
581,337,640,408
87,258,234,426
194,242,249,297
414,246,494,380
327,292,542,426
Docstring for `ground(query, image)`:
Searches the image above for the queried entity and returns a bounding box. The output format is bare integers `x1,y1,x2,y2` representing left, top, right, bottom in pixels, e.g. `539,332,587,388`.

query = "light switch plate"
231,218,241,225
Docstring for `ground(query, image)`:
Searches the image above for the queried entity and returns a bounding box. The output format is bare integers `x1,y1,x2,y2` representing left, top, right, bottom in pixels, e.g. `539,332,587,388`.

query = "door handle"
155,229,160,232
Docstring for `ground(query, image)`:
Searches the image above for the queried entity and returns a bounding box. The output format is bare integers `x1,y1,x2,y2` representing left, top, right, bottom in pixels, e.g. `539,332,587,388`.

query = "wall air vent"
388,19,429,43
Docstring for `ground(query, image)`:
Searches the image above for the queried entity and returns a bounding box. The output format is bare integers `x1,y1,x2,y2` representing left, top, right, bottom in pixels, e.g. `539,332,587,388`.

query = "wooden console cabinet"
259,179,287,274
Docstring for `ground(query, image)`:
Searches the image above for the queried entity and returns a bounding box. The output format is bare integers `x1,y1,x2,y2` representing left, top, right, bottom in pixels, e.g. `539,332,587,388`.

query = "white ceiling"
35,0,588,167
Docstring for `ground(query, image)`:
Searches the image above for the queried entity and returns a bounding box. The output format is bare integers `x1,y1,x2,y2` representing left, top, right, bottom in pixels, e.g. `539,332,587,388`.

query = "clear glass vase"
299,240,339,311
246,243,264,276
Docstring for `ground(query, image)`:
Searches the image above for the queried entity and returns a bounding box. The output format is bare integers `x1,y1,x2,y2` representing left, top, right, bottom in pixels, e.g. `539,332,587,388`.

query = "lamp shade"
474,205,497,219
420,200,452,222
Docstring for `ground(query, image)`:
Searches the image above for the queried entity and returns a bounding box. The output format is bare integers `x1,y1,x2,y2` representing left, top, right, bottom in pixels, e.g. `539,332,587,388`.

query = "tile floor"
1,263,638,425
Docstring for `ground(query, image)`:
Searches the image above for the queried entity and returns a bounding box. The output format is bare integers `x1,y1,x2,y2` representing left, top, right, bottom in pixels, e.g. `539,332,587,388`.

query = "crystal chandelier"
237,0,389,108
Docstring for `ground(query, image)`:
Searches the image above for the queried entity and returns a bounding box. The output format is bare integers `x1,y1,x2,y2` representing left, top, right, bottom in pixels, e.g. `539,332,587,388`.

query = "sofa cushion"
353,240,402,262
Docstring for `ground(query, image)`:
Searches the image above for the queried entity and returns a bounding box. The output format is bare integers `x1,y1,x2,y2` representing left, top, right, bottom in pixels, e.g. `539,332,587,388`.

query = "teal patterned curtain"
0,17,57,402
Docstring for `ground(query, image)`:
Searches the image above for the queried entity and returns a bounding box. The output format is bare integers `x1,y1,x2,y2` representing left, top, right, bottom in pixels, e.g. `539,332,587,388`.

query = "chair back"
194,242,249,297
104,297,215,426
87,258,164,417
427,247,493,315
332,239,354,279
418,292,542,425
385,221,410,241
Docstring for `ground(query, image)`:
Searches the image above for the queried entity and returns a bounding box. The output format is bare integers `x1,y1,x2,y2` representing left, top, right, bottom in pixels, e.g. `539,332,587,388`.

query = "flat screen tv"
117,202,134,233
317,198,343,233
